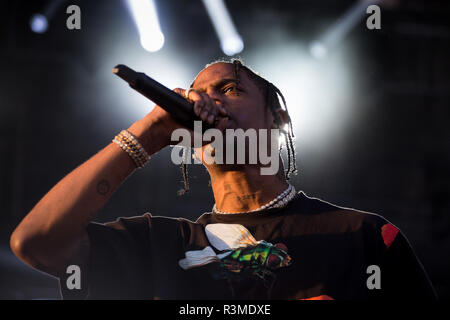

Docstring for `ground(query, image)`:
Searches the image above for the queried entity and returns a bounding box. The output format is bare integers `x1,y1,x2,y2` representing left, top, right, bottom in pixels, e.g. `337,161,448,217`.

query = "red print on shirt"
381,223,399,249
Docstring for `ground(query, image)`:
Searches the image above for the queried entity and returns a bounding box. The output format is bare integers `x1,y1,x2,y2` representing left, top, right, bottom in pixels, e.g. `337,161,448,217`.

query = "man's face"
191,62,282,173
192,62,274,131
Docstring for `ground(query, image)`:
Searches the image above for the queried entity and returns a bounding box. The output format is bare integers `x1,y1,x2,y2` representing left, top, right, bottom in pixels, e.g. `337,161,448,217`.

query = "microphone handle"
113,64,214,132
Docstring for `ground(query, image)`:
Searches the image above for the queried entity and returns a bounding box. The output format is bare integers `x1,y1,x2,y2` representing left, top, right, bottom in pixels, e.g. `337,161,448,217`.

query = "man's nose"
207,91,224,106
206,91,229,117
214,99,223,107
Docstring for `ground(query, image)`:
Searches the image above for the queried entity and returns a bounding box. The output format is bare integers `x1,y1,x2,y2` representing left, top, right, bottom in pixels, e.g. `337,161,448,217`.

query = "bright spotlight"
29,0,67,34
202,0,244,56
220,36,244,56
126,0,165,53
140,31,165,53
309,0,382,59
309,41,328,59
248,43,355,151
30,14,48,34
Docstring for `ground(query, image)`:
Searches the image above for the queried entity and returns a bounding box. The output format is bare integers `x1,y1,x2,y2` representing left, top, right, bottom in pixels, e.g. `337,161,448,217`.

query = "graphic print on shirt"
178,224,292,287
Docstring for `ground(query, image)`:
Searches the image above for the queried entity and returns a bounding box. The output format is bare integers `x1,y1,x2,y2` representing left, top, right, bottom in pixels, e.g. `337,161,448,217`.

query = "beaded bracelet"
118,131,148,165
112,130,150,168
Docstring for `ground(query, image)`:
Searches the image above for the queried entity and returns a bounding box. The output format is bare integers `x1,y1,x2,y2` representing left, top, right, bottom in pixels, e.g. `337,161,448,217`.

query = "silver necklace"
212,184,296,214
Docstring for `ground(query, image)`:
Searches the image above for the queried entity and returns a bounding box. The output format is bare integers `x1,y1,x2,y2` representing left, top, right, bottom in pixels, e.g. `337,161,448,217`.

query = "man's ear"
271,108,291,129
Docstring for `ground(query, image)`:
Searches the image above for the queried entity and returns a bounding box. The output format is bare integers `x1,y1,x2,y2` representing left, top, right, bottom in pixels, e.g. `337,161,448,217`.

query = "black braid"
232,59,297,180
177,147,190,196
272,84,297,178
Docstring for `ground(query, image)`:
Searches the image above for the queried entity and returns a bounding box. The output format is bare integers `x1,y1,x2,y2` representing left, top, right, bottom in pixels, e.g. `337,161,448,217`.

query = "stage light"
126,0,165,52
309,0,381,59
248,42,356,151
30,14,48,34
220,35,244,57
309,41,328,59
201,0,244,56
29,0,67,34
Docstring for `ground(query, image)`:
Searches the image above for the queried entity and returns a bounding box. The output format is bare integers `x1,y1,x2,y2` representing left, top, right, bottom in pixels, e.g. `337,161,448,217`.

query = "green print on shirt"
178,224,293,288
213,241,292,286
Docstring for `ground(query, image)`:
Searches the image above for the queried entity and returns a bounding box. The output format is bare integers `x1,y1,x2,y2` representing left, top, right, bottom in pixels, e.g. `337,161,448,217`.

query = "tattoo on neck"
236,194,256,202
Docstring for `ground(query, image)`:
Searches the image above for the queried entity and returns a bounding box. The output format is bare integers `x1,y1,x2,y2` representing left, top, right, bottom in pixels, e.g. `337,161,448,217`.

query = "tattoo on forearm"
96,179,110,195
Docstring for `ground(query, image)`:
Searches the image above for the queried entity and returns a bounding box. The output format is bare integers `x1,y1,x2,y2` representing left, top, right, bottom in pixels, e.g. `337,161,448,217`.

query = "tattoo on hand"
96,179,110,195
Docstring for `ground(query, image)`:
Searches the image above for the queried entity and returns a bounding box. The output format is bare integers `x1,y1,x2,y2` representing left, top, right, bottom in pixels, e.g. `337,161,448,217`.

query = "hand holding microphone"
173,87,229,129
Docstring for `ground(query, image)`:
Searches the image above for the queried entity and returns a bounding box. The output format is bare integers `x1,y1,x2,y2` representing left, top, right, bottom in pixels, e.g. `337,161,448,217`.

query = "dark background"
0,0,449,299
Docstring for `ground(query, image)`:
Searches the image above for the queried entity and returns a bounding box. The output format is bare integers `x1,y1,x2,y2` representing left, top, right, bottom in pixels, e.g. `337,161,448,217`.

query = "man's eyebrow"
195,78,239,93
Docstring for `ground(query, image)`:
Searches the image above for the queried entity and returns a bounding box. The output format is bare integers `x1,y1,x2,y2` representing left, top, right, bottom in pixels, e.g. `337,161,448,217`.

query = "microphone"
112,64,214,132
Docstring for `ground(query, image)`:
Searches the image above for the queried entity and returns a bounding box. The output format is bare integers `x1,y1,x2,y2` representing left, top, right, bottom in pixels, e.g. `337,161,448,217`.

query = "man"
10,59,437,299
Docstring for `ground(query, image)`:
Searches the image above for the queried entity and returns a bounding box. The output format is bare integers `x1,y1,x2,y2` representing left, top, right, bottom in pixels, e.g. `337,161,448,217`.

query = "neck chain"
212,184,296,214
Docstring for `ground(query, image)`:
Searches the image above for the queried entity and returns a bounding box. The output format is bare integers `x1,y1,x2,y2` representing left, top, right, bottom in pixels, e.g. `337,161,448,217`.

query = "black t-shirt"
59,191,437,300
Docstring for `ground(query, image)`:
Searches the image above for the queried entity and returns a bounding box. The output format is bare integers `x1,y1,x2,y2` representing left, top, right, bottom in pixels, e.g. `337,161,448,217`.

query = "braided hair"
178,59,297,195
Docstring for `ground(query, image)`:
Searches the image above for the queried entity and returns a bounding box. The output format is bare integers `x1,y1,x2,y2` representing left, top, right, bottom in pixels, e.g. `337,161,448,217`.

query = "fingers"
173,88,228,126
191,92,218,122
173,88,185,96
